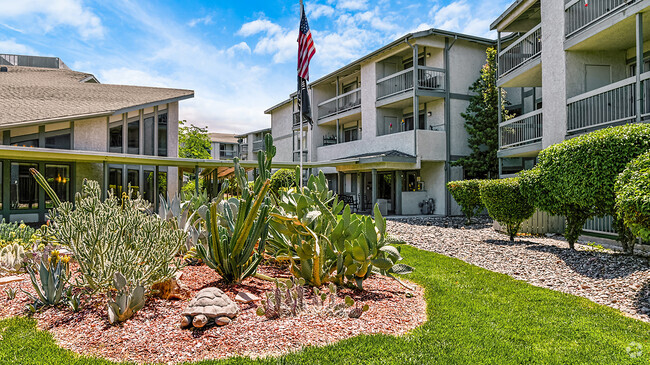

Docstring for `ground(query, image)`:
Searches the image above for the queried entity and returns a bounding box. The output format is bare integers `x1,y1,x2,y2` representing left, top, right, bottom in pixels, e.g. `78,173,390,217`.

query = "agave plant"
158,193,200,251
25,250,69,307
107,272,145,324
195,134,275,284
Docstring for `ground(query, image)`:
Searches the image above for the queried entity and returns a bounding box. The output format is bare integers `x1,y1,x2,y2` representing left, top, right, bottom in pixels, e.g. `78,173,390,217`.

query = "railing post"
636,12,643,122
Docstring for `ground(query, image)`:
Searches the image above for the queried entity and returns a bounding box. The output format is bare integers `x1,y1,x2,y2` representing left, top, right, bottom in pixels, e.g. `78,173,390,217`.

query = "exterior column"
497,32,503,153
395,171,402,215
636,12,644,123
371,169,378,208
357,172,363,210
336,119,340,144
412,43,419,156
194,165,200,196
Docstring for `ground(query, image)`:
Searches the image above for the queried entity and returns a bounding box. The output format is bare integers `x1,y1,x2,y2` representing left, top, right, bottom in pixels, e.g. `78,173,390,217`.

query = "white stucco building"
492,0,649,235
265,28,503,216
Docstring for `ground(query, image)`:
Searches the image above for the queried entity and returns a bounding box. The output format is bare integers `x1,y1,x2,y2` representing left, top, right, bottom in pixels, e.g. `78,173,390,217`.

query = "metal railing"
252,140,264,152
565,0,632,38
377,67,446,100
317,88,361,119
498,24,541,77
219,150,237,159
377,68,414,99
499,109,543,149
583,215,616,235
418,67,445,90
566,74,644,134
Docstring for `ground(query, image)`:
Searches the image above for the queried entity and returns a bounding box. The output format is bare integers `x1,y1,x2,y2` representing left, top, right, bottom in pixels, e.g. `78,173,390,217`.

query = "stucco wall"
565,50,628,98
420,161,446,215
541,0,568,148
73,117,107,152
270,103,294,162
167,101,180,197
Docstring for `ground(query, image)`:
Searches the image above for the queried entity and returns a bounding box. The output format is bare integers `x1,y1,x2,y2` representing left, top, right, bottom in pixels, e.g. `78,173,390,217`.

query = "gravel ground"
387,216,650,322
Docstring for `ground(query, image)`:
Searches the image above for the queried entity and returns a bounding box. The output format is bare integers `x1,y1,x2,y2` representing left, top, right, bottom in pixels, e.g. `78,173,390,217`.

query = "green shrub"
447,180,484,223
0,220,36,250
615,151,650,241
520,124,650,252
270,169,296,192
52,180,185,291
480,178,534,241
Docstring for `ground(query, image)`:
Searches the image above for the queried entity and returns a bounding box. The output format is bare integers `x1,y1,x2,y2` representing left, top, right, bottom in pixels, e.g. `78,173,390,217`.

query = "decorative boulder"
180,288,239,329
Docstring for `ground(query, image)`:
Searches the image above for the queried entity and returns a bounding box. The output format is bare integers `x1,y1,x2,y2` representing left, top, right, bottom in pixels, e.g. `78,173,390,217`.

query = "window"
127,120,139,154
402,55,425,69
127,169,140,198
402,112,426,131
158,112,168,156
11,163,38,209
378,172,392,200
45,133,71,149
45,164,70,208
109,125,123,153
11,138,38,148
109,167,123,197
157,171,167,198
501,157,537,175
144,170,155,204
143,116,154,156
343,124,359,142
402,171,422,192
384,116,398,135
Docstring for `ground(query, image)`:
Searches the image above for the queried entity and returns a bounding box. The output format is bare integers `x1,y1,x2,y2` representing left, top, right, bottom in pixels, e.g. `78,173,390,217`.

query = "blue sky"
0,0,511,133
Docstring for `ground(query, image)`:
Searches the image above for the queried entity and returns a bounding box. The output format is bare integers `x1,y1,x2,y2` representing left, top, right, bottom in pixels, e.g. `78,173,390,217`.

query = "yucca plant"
25,250,69,307
195,134,275,284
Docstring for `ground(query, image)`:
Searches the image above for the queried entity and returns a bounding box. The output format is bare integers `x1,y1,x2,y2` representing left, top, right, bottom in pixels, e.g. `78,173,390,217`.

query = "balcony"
565,0,632,38
376,66,445,101
252,139,264,152
499,109,543,150
498,24,541,82
317,88,361,121
566,71,650,134
219,150,237,159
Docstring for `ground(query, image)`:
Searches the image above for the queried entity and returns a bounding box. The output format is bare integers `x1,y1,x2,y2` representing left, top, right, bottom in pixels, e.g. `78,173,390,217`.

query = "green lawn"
1,245,649,364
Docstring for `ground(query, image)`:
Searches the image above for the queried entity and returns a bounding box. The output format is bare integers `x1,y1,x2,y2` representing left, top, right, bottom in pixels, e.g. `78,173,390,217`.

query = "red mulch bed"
0,263,426,364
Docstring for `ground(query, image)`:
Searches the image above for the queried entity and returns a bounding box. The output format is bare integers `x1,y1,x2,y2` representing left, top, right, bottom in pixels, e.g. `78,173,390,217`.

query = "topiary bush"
270,169,296,192
616,151,650,241
480,178,534,241
447,180,485,223
520,124,650,252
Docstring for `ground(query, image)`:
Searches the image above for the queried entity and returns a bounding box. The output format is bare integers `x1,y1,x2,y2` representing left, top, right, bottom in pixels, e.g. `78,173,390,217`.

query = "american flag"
297,2,315,80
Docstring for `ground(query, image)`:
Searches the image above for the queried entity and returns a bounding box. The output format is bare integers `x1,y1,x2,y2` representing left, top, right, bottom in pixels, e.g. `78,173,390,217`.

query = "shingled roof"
209,133,239,144
0,65,194,127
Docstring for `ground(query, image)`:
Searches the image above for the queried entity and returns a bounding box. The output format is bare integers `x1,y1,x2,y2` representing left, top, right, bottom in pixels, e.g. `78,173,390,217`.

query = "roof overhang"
490,0,541,32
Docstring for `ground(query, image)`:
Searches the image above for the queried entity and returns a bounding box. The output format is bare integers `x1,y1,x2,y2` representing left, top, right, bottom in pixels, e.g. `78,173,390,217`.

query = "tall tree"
452,48,510,179
178,120,211,159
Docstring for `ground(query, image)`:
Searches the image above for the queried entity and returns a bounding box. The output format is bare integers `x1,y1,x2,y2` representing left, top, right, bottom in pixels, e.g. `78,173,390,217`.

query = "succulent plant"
5,287,16,300
0,243,26,273
158,193,201,251
195,134,275,284
107,272,145,324
25,250,69,306
66,287,81,312
256,277,306,319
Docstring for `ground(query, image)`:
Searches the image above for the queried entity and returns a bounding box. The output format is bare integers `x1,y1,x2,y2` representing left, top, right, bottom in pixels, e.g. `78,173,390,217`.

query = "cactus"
25,250,69,306
196,135,275,285
5,287,16,300
0,243,26,273
256,277,306,319
30,168,62,208
107,272,145,324
51,179,185,291
158,193,201,251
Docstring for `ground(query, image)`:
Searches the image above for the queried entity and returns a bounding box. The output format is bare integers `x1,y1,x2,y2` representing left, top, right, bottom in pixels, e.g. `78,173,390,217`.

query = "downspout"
444,37,452,217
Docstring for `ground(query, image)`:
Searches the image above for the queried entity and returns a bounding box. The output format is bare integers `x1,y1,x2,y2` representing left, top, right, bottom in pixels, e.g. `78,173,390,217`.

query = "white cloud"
307,4,335,19
0,39,37,55
0,0,104,39
337,0,368,10
237,19,282,37
226,42,252,57
188,15,213,27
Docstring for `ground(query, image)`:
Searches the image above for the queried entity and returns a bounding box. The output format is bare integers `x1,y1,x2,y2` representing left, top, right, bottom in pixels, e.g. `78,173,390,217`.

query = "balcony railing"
376,66,445,100
499,109,543,149
565,72,650,134
498,24,541,78
219,150,237,159
317,88,361,119
565,0,633,38
252,140,264,152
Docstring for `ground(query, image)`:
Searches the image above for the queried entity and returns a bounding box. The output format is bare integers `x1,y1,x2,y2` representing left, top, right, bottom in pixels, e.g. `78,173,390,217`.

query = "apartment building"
0,54,193,222
265,28,499,216
235,127,272,162
492,0,649,234
209,133,239,160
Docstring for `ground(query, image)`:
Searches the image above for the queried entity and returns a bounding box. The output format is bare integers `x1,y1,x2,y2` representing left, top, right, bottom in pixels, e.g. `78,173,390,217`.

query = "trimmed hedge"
520,124,650,252
447,180,484,223
616,151,650,241
480,178,534,241
270,169,296,192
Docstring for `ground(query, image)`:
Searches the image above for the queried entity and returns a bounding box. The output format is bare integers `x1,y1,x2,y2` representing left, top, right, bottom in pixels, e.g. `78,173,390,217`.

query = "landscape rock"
235,292,260,303
0,276,24,285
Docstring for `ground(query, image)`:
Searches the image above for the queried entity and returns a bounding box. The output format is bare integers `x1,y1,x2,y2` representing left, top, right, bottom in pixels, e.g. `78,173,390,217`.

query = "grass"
1,245,649,364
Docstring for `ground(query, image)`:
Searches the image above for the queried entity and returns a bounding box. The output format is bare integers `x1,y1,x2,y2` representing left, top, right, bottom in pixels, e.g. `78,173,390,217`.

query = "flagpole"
298,0,304,189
